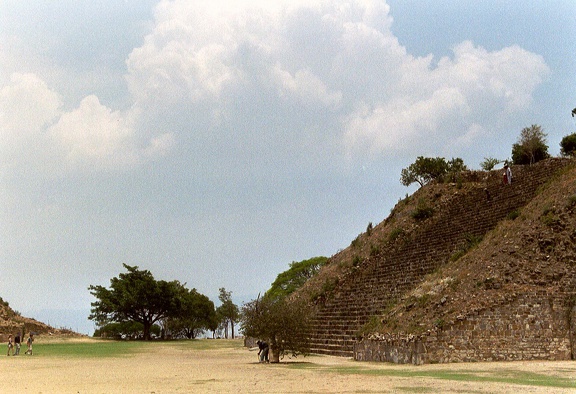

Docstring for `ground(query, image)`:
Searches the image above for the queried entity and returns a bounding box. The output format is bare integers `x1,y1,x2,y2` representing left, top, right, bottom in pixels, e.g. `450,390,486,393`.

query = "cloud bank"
1,0,549,178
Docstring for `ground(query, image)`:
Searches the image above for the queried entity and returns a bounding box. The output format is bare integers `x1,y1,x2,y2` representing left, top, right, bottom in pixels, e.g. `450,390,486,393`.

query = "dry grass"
2,337,576,393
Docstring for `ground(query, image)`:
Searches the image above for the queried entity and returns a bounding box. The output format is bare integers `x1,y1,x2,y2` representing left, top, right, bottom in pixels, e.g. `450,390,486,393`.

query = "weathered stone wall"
309,158,573,358
355,293,574,364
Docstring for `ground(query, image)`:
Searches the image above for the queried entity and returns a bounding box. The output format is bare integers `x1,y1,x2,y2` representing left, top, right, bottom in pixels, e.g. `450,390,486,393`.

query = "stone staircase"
308,159,572,357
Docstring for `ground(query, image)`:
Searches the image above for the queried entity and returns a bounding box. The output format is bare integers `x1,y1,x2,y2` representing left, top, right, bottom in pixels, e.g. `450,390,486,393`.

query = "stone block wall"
355,293,574,364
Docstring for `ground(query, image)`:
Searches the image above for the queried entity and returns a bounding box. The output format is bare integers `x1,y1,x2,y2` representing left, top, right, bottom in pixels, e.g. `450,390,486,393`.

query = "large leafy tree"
266,256,328,299
241,294,311,363
216,288,240,339
88,264,185,340
511,124,549,165
168,289,217,339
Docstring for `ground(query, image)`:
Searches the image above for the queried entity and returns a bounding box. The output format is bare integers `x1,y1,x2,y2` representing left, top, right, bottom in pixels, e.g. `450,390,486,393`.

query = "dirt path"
2,339,575,393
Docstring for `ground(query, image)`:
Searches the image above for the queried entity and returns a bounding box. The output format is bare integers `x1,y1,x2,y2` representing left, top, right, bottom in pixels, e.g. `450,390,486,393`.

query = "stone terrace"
308,159,571,357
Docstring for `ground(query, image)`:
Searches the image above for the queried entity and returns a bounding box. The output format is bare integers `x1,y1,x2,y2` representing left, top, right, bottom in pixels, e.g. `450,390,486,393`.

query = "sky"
1,0,575,335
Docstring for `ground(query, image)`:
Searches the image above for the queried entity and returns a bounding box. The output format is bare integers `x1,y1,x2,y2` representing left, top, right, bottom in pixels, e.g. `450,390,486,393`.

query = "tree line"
401,124,576,188
89,264,239,340
89,257,326,362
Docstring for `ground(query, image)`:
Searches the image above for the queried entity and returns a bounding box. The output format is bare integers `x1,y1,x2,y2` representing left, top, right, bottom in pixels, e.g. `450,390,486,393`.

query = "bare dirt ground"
2,338,576,393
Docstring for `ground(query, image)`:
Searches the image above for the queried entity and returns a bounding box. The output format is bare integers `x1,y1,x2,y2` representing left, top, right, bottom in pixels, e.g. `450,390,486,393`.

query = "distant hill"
296,158,576,363
0,297,81,339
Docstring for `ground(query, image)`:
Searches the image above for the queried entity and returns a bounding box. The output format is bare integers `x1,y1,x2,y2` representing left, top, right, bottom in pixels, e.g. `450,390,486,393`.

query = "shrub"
412,205,434,220
366,222,373,236
480,157,501,171
450,233,483,261
507,210,520,220
560,133,576,156
388,228,404,242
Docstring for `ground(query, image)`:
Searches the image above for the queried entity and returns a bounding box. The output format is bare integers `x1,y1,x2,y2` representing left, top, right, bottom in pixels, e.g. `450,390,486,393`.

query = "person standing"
7,335,13,356
504,165,513,185
25,333,33,355
14,333,21,355
504,165,512,185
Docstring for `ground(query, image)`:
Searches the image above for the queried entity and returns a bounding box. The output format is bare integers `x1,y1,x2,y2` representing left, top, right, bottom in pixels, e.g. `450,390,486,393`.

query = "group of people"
7,333,33,356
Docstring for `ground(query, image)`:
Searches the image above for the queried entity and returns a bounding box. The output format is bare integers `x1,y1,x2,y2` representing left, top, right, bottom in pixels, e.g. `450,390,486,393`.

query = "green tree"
241,294,311,363
511,124,549,165
93,321,161,339
216,288,240,339
400,156,466,187
88,264,185,340
480,157,501,171
560,133,576,156
266,256,328,299
168,289,217,339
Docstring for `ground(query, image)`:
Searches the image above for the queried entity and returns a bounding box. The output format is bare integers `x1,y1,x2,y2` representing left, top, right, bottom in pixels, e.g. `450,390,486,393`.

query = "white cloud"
344,87,469,155
123,0,549,165
0,73,61,170
49,95,173,169
0,73,173,173
272,65,342,108
0,73,61,137
2,0,550,176
343,40,549,156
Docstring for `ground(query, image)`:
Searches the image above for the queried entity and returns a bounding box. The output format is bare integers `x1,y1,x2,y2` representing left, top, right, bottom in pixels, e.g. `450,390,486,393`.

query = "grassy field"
6,337,576,393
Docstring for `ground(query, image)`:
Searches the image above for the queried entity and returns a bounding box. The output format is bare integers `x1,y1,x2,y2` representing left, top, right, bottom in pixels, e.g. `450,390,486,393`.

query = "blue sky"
1,0,574,335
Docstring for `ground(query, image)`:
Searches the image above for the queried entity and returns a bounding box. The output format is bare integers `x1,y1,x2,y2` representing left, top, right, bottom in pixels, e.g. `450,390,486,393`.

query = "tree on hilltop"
400,156,467,188
480,157,501,171
560,133,576,157
511,124,549,165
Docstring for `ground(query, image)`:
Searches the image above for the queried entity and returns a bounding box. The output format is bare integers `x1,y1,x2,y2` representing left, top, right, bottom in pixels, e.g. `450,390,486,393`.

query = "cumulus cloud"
343,40,549,156
49,95,173,169
0,73,61,170
2,0,549,176
272,65,342,108
0,73,61,137
123,0,548,166
0,73,173,173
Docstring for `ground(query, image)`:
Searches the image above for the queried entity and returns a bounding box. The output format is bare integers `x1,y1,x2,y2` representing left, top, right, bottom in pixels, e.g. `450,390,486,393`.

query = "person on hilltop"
7,334,14,356
503,164,513,185
256,340,269,363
